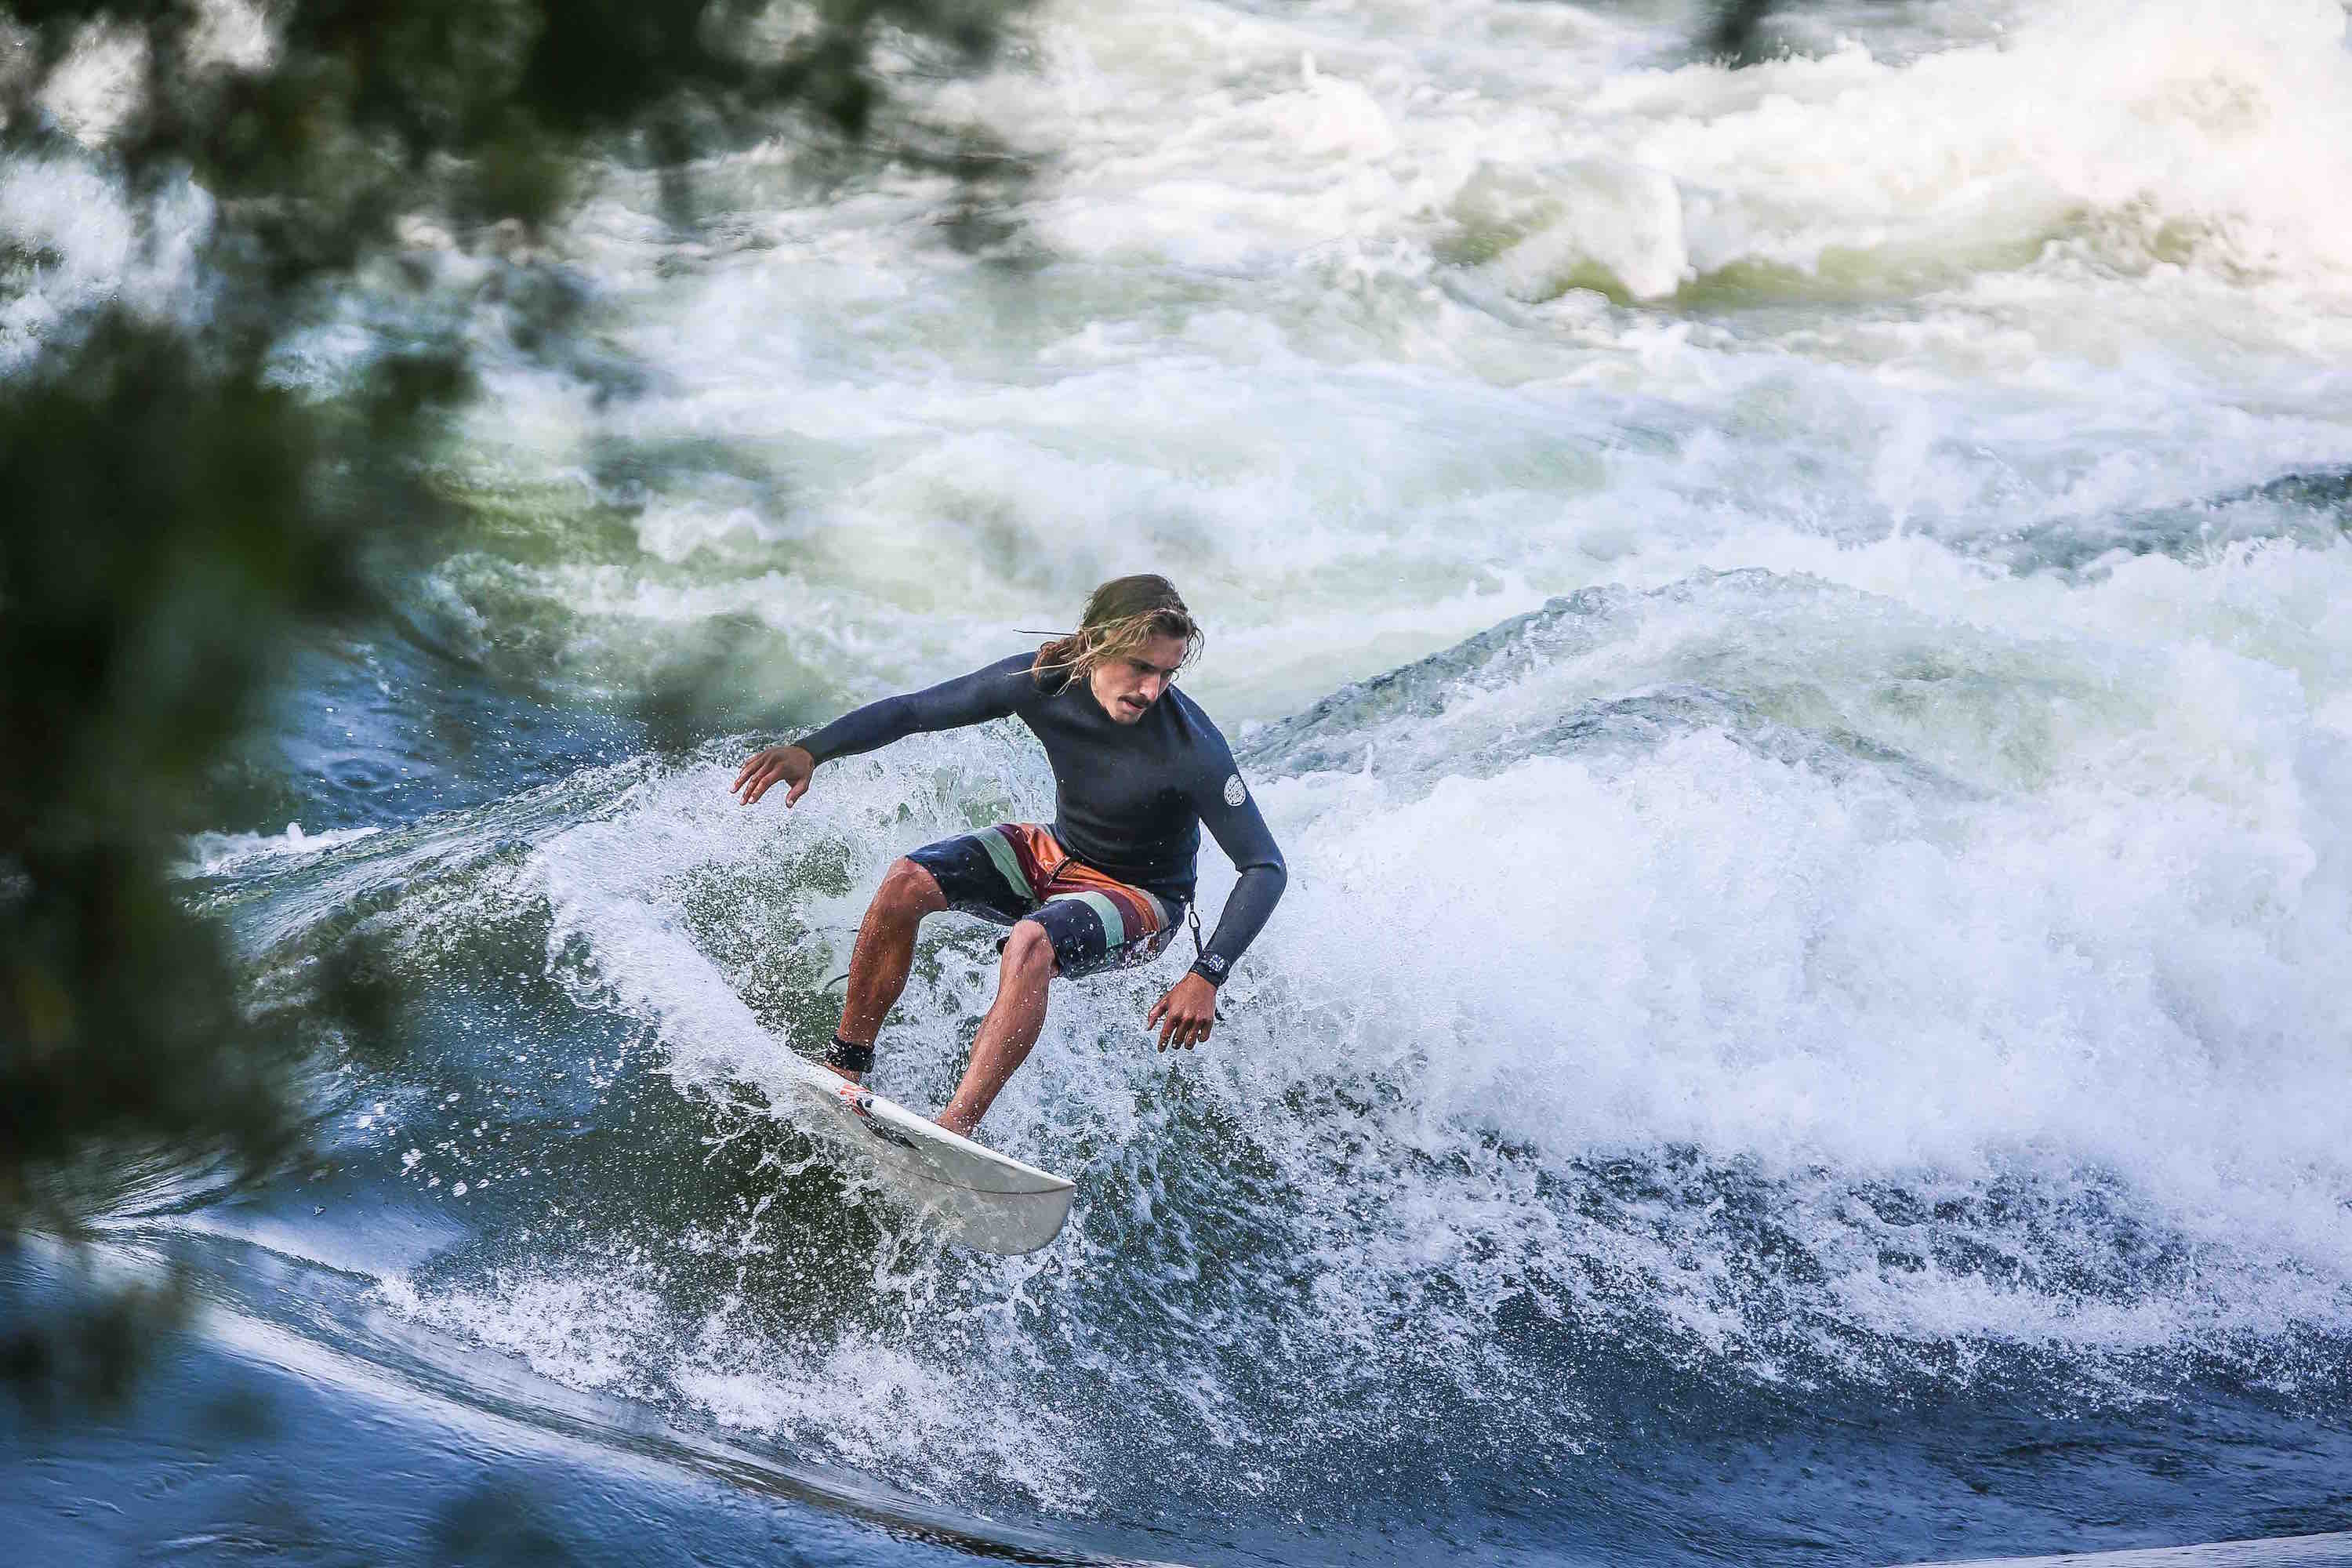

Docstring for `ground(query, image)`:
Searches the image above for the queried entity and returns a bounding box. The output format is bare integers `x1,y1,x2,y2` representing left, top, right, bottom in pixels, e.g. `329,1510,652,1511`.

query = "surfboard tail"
779,1054,1079,1254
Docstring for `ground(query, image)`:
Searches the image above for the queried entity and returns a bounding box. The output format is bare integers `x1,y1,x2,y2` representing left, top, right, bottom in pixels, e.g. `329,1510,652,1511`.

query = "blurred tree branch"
0,0,1025,1398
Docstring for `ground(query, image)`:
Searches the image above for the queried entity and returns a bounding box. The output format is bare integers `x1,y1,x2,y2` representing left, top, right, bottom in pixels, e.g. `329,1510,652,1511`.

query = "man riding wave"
731,575,1287,1138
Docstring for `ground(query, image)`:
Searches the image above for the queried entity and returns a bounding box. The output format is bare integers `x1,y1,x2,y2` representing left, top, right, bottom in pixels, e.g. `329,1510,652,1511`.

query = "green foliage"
0,314,450,1234
0,0,1025,1388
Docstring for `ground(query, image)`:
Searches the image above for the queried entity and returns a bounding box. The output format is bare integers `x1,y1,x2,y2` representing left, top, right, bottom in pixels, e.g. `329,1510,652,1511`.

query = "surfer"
730,575,1287,1137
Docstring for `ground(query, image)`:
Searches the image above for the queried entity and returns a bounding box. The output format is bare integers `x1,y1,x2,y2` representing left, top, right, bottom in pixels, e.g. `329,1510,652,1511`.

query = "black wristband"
1189,953,1230,986
825,1035,874,1074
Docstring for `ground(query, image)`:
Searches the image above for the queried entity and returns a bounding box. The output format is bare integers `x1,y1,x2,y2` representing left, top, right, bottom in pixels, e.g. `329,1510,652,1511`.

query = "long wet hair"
1033,574,1203,691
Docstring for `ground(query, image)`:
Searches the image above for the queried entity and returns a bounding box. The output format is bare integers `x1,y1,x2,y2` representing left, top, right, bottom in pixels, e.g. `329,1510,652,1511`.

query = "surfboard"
772,1051,1076,1254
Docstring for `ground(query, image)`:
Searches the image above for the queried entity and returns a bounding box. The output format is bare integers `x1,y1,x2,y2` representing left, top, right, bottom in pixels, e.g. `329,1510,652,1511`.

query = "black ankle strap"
825,1035,874,1074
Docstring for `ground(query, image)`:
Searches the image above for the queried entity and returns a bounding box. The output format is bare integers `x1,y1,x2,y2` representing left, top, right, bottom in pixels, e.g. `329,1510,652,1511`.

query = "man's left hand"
1146,973,1218,1052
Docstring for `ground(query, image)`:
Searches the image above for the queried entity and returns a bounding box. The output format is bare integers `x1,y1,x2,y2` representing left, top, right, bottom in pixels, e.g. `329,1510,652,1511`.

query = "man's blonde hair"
1033,575,1203,689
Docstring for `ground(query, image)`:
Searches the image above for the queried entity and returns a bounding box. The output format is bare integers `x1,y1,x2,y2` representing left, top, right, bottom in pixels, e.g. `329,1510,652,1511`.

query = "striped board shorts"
906,822,1183,979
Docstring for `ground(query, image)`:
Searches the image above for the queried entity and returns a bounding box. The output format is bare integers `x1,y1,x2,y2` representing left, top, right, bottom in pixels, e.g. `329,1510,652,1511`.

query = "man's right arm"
733,653,1033,808
798,653,1033,766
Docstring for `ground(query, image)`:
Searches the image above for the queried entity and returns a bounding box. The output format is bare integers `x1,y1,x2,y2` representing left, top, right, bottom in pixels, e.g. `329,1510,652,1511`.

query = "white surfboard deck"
773,1051,1076,1254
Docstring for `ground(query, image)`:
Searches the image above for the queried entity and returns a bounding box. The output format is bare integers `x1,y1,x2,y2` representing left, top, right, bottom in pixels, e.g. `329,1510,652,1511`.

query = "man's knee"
1001,919,1058,982
874,858,943,923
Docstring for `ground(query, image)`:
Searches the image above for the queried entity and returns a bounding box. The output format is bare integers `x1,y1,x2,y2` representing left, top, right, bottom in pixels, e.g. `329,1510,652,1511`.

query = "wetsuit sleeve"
797,654,1033,765
1188,754,1287,987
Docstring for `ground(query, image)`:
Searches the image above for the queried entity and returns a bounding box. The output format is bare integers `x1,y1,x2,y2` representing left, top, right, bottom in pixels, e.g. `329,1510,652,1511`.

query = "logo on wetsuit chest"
1223,774,1246,808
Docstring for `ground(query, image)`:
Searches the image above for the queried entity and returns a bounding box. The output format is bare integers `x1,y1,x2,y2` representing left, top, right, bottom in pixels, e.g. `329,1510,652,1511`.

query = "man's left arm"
1147,755,1287,1051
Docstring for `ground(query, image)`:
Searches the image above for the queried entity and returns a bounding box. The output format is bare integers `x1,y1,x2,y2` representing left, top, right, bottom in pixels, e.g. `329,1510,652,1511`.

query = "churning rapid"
15,0,2352,1562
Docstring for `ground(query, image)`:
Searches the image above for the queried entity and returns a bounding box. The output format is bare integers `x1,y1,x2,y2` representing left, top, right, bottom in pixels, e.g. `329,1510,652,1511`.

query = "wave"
176,566,2352,1520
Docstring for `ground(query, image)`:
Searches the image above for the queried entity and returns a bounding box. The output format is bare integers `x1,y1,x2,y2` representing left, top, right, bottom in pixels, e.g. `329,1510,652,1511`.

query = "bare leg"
935,920,1056,1138
830,858,946,1083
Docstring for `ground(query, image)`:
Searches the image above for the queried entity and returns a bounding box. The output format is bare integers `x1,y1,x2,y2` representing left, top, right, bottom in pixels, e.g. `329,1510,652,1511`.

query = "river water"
11,0,2352,1563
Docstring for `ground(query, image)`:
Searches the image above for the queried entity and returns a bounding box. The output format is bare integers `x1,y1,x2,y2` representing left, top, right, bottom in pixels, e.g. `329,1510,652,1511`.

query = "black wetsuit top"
798,653,1287,985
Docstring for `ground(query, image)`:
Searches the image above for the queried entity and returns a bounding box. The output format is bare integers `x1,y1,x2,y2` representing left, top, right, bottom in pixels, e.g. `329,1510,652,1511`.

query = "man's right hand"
732,744,814,808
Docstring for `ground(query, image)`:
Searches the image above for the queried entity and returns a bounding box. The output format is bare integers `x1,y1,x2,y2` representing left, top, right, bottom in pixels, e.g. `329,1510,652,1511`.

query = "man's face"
1089,633,1188,724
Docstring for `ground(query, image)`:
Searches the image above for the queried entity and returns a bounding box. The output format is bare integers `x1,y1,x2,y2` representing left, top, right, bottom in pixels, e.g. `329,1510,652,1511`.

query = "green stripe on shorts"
1047,889,1124,949
978,826,1034,902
